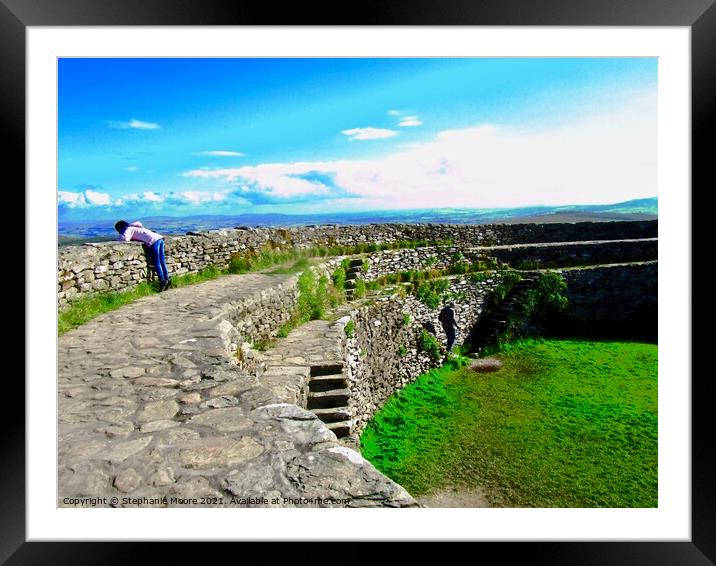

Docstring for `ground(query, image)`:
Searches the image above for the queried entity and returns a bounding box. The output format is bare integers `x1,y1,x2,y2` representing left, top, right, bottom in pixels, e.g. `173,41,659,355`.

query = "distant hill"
58,197,657,243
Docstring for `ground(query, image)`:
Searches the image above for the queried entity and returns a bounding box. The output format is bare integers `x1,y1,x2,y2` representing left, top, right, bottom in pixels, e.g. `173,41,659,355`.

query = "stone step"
311,406,351,423
344,280,357,289
345,272,359,280
307,388,351,409
309,374,348,392
325,420,352,437
310,363,345,376
348,259,364,267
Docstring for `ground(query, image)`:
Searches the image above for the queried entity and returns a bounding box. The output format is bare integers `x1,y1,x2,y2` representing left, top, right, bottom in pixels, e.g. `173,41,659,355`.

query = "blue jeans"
148,239,169,283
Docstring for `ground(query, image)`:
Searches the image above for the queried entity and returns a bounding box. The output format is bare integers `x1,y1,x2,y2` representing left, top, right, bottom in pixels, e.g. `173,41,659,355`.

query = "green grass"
256,268,344,350
360,339,658,507
227,247,317,274
265,257,312,274
58,266,223,335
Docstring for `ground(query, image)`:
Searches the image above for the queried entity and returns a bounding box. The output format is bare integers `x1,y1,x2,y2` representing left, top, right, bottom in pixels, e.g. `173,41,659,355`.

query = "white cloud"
58,191,86,207
143,191,163,202
113,194,139,206
185,164,336,200
125,166,140,172
398,116,423,127
109,118,161,130
341,127,399,141
387,110,402,116
183,92,656,210
170,191,228,205
60,187,233,208
84,190,111,206
193,150,246,157
58,189,112,207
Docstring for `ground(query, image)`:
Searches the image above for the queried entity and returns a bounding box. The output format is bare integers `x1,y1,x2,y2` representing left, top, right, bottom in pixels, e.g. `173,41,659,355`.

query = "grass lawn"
360,339,658,507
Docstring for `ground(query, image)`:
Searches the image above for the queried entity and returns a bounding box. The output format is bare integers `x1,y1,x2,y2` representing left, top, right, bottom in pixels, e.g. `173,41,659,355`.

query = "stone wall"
343,274,506,436
233,259,343,355
364,247,493,280
175,259,344,378
554,262,658,339
363,238,657,280
57,220,657,305
486,239,657,268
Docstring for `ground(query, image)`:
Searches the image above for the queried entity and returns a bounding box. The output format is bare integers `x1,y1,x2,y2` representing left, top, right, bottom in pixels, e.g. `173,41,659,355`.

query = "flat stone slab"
469,358,504,373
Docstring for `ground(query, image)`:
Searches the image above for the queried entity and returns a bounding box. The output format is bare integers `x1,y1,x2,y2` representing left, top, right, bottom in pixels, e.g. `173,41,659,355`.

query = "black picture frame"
9,0,710,562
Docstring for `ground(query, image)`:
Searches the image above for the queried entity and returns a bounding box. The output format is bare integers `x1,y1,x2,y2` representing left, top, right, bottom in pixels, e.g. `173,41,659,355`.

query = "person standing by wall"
438,301,459,353
115,220,171,291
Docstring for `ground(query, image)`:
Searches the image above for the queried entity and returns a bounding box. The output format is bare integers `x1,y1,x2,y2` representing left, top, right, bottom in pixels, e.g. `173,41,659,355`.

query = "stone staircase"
474,276,536,354
307,362,352,438
344,258,364,301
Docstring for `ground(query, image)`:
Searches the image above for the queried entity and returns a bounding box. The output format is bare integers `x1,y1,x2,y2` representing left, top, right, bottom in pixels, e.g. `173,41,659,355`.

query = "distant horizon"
59,57,657,222
60,196,658,222
58,196,658,241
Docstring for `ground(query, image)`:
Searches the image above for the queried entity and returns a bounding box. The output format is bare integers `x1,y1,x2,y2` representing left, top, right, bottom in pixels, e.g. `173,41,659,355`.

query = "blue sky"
58,57,657,221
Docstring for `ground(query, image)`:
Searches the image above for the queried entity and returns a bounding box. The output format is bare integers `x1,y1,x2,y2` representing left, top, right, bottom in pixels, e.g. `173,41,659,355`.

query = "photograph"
9,6,707,561
56,56,659,510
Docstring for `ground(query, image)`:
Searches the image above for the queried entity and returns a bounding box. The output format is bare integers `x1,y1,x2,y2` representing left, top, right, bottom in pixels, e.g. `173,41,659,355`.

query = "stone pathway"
260,309,354,438
58,273,415,507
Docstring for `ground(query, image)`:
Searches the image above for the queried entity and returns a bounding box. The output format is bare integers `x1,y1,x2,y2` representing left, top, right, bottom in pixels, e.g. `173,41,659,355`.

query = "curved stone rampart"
58,220,657,305
57,222,658,508
363,238,657,280
556,262,658,338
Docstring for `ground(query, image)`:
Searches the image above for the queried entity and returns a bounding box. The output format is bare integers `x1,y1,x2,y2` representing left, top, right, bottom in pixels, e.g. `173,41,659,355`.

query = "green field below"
360,339,658,507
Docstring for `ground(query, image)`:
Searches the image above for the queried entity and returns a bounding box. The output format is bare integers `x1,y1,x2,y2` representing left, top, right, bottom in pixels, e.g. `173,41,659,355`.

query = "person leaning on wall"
115,220,172,291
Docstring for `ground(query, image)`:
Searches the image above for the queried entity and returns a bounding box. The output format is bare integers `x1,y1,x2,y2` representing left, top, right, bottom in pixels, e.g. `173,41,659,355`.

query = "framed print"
8,0,711,562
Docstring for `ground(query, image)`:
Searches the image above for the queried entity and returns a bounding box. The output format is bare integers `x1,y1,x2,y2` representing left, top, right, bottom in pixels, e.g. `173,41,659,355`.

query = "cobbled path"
58,274,415,508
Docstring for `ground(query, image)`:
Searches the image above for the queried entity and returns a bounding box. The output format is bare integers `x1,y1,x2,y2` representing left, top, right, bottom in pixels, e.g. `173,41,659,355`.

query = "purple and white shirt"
118,221,163,246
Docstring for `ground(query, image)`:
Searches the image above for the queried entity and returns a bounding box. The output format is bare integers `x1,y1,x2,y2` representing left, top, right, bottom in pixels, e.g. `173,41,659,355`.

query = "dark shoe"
163,280,172,291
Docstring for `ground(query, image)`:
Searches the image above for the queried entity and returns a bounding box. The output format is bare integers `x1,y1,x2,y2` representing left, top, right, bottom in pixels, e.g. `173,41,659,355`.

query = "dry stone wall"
344,274,506,437
58,220,657,305
363,239,657,281
555,262,658,339
486,239,657,268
